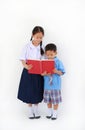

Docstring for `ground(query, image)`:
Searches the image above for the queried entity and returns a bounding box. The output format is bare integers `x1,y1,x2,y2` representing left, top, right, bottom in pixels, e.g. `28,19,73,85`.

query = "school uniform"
17,41,44,104
43,57,65,104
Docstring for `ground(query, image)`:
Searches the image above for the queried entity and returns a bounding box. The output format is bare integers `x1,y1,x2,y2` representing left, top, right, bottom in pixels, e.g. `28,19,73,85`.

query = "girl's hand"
21,60,33,70
27,64,33,70
41,71,51,76
41,71,47,76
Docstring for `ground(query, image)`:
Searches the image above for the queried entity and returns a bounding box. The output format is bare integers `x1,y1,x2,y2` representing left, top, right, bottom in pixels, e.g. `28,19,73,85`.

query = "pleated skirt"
17,68,44,104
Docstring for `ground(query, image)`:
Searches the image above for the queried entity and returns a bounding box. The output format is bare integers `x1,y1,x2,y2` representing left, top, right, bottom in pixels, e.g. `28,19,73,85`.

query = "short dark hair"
45,43,57,52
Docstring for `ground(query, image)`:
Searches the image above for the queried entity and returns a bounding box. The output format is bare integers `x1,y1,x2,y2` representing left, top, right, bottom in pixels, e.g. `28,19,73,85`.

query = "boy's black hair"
30,26,44,55
45,43,57,52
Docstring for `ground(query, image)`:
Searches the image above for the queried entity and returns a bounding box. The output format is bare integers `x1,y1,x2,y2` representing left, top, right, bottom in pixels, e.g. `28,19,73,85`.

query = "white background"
0,0,85,130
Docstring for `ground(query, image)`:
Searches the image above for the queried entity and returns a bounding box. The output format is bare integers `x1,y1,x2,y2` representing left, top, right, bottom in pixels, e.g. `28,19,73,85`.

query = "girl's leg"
28,104,34,119
51,104,58,120
46,103,52,118
34,104,40,119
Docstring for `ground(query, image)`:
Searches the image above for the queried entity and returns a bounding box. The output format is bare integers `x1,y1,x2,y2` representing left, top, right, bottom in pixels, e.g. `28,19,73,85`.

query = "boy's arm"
53,68,63,75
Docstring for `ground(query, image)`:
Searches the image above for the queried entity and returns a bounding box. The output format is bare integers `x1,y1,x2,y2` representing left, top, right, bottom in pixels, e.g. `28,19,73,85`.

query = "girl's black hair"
30,26,44,55
45,43,57,52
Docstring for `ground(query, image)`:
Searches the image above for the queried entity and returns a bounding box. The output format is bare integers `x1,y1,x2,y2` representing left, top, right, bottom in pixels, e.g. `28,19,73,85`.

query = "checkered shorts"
43,90,62,104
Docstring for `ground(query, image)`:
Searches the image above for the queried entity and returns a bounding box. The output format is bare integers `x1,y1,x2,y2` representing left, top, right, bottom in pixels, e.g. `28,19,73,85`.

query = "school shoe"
28,107,35,119
51,110,57,120
51,117,57,120
46,108,53,119
46,115,52,119
34,113,41,119
34,105,41,119
29,113,35,119
51,114,57,120
35,116,41,119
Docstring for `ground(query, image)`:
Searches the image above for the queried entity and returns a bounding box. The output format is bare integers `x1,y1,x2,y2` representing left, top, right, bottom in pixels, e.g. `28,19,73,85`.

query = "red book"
27,59,54,74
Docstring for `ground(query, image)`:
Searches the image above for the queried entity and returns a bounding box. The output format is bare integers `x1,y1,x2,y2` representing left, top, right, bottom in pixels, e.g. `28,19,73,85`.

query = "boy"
42,43,65,120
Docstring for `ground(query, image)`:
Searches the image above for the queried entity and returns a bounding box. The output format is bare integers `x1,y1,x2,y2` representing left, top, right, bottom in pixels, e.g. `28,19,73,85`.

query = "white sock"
52,110,57,118
34,105,40,116
47,108,52,116
28,106,34,117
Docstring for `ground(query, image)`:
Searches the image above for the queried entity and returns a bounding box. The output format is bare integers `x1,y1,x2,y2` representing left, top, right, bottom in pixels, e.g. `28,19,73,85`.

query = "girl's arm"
21,60,32,70
53,68,63,75
41,71,51,76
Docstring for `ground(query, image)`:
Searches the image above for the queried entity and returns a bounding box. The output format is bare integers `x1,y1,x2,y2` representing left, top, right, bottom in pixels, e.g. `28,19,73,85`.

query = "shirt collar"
54,56,58,60
29,41,40,49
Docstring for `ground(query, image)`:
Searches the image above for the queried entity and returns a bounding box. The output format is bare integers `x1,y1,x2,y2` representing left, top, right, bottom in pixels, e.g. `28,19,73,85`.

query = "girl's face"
32,32,44,46
45,50,57,59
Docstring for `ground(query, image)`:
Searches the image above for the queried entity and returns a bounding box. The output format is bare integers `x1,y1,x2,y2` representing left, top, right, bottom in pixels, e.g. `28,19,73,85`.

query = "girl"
17,26,44,119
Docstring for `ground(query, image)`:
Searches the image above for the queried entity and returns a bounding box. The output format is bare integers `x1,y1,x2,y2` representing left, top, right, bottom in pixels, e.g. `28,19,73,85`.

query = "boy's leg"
46,103,52,118
28,104,35,119
51,104,58,120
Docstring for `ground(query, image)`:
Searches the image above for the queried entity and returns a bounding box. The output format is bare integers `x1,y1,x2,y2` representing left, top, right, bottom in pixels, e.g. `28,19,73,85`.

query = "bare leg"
47,103,52,108
28,103,32,107
53,104,58,110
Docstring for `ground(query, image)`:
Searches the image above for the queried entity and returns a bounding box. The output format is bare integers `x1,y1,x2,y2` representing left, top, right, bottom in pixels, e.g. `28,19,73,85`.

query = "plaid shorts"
43,90,62,104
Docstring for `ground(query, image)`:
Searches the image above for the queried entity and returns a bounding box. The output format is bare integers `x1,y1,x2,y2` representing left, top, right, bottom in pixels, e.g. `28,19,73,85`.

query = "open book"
27,59,54,74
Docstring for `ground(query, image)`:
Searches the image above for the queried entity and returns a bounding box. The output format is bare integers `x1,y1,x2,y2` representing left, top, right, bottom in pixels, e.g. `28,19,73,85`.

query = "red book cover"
27,59,54,74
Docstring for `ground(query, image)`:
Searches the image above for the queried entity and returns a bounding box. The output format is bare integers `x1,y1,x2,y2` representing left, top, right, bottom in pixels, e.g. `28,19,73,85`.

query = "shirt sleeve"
55,59,65,74
19,44,28,61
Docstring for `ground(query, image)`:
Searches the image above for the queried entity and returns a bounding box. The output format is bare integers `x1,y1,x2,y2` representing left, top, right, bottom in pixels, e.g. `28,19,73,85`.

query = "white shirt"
20,41,42,61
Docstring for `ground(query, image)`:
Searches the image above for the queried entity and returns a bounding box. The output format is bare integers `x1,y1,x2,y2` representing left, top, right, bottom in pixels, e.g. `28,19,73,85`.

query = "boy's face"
45,50,57,59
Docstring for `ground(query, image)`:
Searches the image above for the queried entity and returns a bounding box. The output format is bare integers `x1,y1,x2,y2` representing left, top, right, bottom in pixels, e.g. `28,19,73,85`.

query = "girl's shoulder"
22,42,31,50
24,42,31,47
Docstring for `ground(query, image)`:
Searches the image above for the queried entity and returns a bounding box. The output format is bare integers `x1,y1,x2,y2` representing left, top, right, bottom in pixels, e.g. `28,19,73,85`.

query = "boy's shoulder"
54,57,60,62
54,57,64,65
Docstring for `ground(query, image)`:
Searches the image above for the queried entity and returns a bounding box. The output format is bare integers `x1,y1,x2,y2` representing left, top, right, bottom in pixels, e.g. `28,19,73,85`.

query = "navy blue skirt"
17,68,44,104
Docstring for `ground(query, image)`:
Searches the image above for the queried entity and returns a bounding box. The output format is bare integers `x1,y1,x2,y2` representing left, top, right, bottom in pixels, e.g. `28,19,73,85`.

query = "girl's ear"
31,34,33,40
55,51,57,55
45,51,47,55
32,37,34,40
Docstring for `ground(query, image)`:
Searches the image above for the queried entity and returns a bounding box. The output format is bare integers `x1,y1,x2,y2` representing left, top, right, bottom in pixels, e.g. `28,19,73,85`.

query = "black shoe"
29,116,35,119
35,116,41,119
29,113,35,119
51,117,57,120
46,115,52,119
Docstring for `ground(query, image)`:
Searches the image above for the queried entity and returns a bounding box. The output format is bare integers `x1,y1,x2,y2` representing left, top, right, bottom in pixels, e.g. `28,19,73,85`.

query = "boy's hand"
53,68,58,73
53,68,63,75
